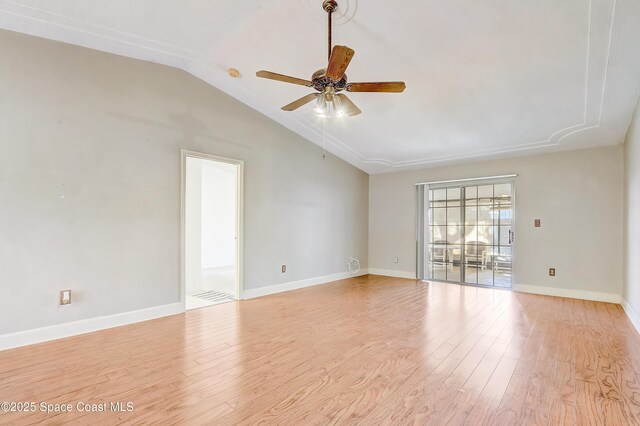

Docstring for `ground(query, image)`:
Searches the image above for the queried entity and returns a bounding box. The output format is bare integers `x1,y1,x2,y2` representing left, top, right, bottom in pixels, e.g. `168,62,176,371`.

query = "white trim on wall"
242,270,369,299
0,270,369,351
368,270,622,303
512,284,621,303
0,303,183,351
622,299,640,335
368,269,417,280
2,272,634,351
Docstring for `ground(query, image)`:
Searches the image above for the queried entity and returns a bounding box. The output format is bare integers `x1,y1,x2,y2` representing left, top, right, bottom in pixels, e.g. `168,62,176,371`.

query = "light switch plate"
60,290,71,305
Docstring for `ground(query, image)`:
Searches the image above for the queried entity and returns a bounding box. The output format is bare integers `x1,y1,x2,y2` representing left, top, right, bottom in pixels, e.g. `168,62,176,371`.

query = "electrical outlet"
534,219,541,227
60,290,71,305
549,268,556,277
394,257,399,264
281,265,286,273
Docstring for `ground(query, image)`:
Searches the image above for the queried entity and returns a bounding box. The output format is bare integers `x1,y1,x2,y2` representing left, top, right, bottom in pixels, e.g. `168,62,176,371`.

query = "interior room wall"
369,145,624,300
0,30,369,335
624,98,640,317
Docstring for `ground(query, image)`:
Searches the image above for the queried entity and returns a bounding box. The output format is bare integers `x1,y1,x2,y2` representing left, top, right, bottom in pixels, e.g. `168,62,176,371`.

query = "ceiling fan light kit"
256,0,406,118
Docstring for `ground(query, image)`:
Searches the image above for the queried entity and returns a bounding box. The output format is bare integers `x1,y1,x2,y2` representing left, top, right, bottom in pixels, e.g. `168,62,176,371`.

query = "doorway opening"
181,150,243,310
417,177,515,288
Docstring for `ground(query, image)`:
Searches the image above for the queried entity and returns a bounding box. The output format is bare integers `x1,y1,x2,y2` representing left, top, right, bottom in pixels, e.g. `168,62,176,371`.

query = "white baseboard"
242,269,369,299
365,273,620,304
622,299,640,335
512,284,621,303
367,268,416,280
4,278,628,351
0,303,183,352
1,270,371,351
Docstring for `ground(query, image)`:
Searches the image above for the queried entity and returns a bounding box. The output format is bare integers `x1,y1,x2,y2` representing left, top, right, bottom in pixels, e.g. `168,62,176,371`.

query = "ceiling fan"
256,0,406,118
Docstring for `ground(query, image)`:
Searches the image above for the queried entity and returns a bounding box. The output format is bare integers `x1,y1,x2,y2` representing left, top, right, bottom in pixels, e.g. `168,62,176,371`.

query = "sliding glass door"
419,180,514,288
427,187,463,282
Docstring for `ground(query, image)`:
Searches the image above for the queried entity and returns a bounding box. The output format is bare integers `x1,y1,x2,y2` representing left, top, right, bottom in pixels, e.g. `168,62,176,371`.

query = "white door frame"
180,149,244,311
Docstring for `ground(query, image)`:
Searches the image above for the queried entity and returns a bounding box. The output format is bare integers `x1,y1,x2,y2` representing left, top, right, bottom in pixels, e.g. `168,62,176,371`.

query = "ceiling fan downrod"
323,0,338,62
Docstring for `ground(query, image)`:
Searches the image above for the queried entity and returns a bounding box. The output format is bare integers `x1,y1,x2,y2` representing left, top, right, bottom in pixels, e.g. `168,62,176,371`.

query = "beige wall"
369,145,624,298
624,99,640,315
0,30,369,334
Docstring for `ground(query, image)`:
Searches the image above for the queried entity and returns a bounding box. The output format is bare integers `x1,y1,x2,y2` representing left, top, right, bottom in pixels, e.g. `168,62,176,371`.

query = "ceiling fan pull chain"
323,117,327,160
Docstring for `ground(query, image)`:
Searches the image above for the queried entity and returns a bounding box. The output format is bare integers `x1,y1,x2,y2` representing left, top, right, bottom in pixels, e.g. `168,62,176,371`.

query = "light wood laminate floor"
1,275,640,425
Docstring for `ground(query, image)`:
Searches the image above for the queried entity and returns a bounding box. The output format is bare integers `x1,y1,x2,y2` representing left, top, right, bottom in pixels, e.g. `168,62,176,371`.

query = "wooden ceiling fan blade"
281,94,318,111
256,70,312,87
326,46,355,81
337,94,361,116
347,82,406,93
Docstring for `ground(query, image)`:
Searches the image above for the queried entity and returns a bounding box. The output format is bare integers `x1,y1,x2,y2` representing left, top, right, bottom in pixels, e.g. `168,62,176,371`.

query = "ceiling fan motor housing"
312,68,348,92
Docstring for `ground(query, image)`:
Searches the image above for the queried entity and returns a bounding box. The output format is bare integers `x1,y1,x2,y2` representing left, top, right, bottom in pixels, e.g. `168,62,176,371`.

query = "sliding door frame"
416,175,517,288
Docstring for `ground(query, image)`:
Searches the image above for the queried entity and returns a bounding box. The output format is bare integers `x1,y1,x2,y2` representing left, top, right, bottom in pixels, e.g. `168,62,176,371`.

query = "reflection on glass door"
425,182,513,288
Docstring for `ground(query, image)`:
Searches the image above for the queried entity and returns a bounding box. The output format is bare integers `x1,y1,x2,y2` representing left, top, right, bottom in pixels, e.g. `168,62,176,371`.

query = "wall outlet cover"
281,265,286,273
549,268,556,277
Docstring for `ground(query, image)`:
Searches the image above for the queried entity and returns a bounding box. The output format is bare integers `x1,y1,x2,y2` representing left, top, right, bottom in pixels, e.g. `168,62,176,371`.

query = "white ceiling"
1,0,639,174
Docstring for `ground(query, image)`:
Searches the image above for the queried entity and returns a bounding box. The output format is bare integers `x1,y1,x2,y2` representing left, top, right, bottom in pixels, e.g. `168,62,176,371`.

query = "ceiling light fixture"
314,87,345,118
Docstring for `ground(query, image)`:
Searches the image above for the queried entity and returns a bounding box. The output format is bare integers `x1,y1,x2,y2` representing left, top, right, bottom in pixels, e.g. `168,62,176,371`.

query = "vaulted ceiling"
1,0,639,173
